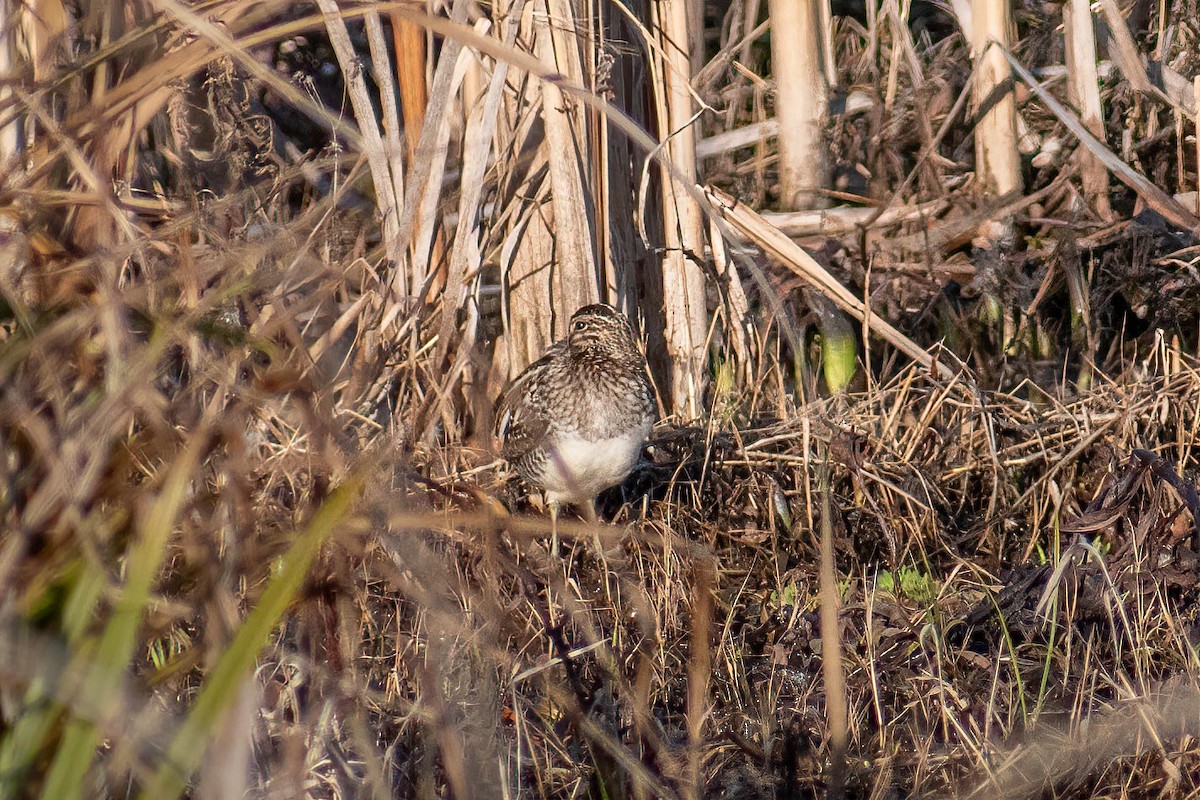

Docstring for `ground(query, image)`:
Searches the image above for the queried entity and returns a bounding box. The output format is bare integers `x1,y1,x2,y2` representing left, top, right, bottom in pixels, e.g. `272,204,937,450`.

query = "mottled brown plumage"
496,304,656,519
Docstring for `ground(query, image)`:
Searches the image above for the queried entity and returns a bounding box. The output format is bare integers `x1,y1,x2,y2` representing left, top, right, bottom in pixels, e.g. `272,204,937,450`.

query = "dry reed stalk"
393,10,428,156
430,8,520,438
818,0,835,89
64,1,128,251
314,0,402,272
764,198,950,237
0,1,21,166
705,185,950,375
1000,46,1200,236
768,0,830,210
654,0,709,417
970,0,1021,238
708,215,753,378
881,0,904,113
384,0,470,313
413,27,483,324
1062,0,1111,219
1097,0,1166,103
365,12,409,258
391,7,438,296
424,13,499,383
17,0,67,84
596,2,646,316
535,0,599,314
390,4,794,329
491,0,562,373
696,99,876,158
683,558,713,800
498,184,561,375
1163,63,1198,117
696,117,777,160
818,464,847,799
1195,77,1200,215
590,0,613,299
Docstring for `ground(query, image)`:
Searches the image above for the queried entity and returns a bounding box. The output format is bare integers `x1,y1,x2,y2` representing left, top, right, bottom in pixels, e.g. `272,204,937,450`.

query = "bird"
496,303,656,533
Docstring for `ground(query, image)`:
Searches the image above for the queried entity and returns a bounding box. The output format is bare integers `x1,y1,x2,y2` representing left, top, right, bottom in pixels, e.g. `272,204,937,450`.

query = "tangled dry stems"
7,250,1200,797
4,1,1200,798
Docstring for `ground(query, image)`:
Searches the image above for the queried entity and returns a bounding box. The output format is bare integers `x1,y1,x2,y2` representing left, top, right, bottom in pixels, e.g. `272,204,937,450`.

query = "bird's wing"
495,346,561,461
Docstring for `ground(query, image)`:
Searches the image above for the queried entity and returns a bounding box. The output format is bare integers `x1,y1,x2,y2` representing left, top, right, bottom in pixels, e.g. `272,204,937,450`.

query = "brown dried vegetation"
3,1,1200,799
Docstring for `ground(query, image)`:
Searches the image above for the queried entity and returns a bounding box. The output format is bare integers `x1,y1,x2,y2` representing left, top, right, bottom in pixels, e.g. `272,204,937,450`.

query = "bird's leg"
582,498,607,563
549,500,560,554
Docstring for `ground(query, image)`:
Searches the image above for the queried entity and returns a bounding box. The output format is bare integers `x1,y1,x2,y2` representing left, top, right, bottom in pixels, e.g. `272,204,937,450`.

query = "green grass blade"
0,562,106,792
140,476,361,799
39,434,205,800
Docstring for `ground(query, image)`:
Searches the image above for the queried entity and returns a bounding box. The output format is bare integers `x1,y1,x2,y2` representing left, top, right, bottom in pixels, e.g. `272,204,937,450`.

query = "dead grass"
3,2,1200,799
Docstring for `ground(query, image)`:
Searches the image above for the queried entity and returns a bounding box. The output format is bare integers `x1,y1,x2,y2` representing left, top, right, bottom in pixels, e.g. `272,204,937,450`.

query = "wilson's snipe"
496,304,656,526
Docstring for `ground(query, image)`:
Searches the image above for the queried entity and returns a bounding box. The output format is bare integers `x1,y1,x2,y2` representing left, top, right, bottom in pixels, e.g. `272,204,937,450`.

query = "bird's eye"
573,320,587,332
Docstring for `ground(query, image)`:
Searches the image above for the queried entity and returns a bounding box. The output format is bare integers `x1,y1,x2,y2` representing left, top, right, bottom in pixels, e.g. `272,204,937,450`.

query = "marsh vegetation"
2,1,1200,797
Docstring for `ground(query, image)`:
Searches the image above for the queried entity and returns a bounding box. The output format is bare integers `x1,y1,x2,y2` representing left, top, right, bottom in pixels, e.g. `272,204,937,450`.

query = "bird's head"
566,304,638,362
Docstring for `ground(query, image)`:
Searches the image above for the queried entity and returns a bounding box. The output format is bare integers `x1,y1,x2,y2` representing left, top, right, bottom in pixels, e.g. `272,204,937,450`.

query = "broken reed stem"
971,0,1022,237
654,0,709,417
1063,0,1111,219
818,458,847,799
768,0,830,210
684,558,714,800
1195,76,1200,215
1098,0,1158,98
392,6,432,295
393,10,428,157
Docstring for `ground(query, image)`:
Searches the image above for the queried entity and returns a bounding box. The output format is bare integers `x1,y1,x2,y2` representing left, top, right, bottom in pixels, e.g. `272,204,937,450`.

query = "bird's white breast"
540,426,650,505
